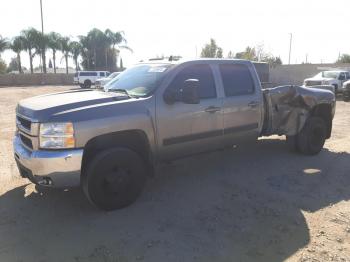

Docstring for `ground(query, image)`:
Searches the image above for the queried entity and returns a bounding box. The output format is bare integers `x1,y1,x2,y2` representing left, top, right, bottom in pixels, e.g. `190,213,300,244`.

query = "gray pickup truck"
14,59,336,210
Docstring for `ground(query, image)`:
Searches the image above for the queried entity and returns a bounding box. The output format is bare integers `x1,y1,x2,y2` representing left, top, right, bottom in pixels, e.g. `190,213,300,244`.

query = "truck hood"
17,89,133,122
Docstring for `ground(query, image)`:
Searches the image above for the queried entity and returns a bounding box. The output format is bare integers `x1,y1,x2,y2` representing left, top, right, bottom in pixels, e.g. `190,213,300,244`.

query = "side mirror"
163,79,200,105
181,79,200,104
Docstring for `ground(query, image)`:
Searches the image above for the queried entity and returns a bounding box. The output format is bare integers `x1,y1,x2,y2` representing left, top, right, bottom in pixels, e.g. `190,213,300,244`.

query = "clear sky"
1,0,349,69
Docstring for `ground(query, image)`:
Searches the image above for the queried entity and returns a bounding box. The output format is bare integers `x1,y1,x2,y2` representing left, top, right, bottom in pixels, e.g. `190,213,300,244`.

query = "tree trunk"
94,49,97,70
42,48,47,74
65,54,68,74
105,49,108,70
87,52,90,69
29,49,33,74
53,50,56,74
17,53,22,73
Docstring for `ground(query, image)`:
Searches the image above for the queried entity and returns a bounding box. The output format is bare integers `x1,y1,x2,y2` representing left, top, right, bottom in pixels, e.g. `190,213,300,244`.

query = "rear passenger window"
100,72,105,77
219,64,255,96
168,64,216,99
80,72,97,76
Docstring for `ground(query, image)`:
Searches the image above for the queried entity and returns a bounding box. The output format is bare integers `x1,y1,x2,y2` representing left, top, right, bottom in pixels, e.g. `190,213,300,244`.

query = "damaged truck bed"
262,85,335,138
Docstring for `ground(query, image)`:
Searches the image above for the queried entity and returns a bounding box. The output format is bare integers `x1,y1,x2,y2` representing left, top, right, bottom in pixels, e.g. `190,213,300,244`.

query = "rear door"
218,63,263,145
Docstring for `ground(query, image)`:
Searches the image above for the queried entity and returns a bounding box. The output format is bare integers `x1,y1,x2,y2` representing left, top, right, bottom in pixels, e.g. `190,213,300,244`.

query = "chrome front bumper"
13,135,83,188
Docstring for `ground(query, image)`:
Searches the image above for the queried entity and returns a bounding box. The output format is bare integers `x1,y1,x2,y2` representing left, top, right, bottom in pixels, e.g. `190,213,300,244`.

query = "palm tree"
21,28,38,74
105,29,131,52
105,29,132,68
32,31,49,73
87,28,106,70
47,32,61,73
58,36,71,74
69,41,81,71
0,35,9,57
78,35,91,69
9,36,24,73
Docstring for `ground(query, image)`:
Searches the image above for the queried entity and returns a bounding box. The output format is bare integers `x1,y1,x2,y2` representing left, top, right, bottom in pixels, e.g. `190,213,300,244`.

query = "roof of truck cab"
137,58,255,65
322,70,348,73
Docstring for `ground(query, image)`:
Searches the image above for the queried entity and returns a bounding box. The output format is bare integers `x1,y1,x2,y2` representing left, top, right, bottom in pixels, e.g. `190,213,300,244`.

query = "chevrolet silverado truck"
14,59,336,210
303,70,350,94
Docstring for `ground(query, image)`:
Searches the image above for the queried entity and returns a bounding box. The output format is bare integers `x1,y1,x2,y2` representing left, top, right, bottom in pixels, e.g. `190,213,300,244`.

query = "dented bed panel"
261,85,335,136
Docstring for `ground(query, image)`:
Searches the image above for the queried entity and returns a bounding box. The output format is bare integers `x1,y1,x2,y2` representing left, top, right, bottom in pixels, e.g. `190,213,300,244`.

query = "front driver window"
167,64,217,99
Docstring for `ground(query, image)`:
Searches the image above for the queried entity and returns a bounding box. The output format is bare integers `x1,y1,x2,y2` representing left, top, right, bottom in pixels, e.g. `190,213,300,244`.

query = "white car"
95,72,121,89
74,71,110,88
303,70,350,94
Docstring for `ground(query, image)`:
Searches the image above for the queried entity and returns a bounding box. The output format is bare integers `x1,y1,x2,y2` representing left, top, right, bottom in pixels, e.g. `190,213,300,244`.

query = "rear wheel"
82,148,147,211
296,117,327,155
344,92,350,102
84,80,92,88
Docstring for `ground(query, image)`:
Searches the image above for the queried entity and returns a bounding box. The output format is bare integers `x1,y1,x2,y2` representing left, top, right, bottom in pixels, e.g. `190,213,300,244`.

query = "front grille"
17,115,31,131
20,134,33,149
305,80,322,86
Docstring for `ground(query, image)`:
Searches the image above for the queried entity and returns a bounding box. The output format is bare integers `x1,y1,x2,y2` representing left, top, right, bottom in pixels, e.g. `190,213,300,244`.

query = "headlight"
39,122,75,149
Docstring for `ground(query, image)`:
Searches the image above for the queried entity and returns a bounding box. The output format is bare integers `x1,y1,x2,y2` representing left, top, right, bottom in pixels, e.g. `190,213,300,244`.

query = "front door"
156,63,224,160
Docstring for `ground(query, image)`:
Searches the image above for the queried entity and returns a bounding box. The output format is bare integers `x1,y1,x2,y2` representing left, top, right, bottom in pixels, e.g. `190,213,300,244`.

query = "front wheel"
296,117,327,155
332,84,338,94
82,148,147,211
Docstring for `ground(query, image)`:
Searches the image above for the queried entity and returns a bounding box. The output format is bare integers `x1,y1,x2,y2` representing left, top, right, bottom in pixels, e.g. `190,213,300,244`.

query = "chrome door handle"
248,101,259,108
205,106,221,113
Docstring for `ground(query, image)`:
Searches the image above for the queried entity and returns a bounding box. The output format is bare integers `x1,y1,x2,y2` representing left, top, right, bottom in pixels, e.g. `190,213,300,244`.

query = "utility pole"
288,33,292,65
40,0,47,73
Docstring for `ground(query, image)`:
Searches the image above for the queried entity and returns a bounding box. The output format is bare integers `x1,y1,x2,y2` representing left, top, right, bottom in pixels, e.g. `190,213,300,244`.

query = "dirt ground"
0,86,350,262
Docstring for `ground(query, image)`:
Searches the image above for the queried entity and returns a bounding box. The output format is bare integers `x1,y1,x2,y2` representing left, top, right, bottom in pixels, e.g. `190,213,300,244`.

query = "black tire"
286,135,299,152
344,94,350,102
332,84,338,94
82,148,147,211
84,80,92,88
296,117,327,155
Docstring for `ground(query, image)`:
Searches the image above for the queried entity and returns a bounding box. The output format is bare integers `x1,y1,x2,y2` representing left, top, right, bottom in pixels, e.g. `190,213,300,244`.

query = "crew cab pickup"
303,70,350,93
14,59,336,210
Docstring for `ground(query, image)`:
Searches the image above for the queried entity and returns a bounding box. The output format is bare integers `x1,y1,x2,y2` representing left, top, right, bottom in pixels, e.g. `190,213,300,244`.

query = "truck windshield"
105,64,172,96
316,71,339,79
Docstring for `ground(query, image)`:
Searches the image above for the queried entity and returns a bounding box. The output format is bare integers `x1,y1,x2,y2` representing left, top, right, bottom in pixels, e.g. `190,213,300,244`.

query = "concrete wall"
2,63,350,87
0,73,74,86
270,63,350,86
